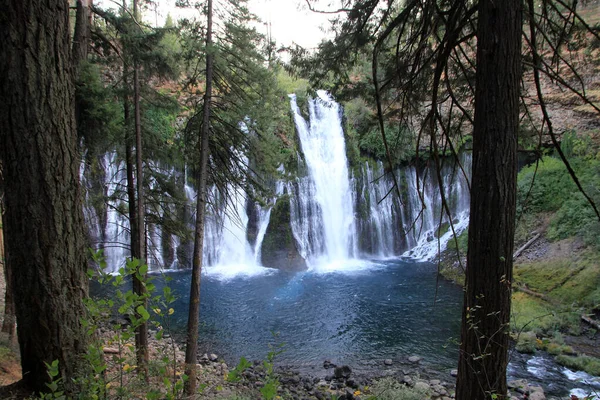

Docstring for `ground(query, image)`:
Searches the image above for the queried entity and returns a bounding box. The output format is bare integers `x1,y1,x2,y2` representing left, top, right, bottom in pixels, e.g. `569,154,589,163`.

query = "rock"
323,360,336,369
260,197,308,271
414,381,430,392
209,353,218,362
334,365,352,379
450,369,458,377
430,379,441,386
508,379,527,390
384,359,393,366
529,392,546,400
403,375,413,386
408,355,422,363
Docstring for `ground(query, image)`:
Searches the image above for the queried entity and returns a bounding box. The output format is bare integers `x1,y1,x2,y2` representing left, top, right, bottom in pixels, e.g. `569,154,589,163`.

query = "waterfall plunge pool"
92,258,600,398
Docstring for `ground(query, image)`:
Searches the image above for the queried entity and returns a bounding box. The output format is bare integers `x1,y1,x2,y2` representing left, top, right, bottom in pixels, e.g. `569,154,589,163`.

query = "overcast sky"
97,0,337,49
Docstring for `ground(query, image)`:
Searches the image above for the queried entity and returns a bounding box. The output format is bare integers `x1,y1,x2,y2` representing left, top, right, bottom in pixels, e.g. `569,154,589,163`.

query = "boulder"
260,195,308,271
414,381,430,392
334,365,352,379
408,355,422,363
384,359,393,366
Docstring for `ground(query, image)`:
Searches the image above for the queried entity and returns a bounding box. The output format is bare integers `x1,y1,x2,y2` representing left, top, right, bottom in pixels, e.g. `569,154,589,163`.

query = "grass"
556,354,600,376
511,292,580,335
514,251,600,308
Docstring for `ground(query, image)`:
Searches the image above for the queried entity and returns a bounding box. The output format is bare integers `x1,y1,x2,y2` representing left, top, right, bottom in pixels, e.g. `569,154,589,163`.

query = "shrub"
368,377,429,400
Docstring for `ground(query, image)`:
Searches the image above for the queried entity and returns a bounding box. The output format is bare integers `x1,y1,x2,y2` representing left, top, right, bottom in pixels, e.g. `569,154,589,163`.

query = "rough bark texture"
72,0,92,75
132,0,149,374
184,0,214,394
455,1,522,399
0,0,89,393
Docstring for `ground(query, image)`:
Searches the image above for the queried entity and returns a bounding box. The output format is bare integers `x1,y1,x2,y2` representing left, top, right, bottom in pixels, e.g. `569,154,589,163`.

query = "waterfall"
83,92,471,274
288,91,358,266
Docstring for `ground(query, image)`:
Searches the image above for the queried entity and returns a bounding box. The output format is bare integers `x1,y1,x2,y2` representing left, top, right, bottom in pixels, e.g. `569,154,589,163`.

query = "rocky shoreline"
189,352,553,400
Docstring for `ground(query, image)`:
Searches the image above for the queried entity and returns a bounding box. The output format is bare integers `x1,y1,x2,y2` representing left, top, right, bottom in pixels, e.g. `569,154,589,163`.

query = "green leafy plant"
226,357,252,383
37,360,66,400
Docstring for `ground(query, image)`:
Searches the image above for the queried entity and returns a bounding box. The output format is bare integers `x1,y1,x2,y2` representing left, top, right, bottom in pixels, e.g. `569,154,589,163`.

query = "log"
103,347,119,354
581,314,600,330
514,285,556,304
514,233,541,259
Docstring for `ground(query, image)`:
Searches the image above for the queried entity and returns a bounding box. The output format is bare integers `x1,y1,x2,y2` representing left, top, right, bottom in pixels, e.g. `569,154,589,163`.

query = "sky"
97,0,337,49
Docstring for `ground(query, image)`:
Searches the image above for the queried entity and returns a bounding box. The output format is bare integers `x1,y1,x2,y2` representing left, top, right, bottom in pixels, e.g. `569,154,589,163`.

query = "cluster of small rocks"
508,379,547,400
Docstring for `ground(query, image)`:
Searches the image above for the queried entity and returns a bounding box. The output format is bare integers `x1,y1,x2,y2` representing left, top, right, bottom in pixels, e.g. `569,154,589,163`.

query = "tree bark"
0,0,89,393
184,0,214,394
131,0,149,375
455,1,522,399
72,0,93,75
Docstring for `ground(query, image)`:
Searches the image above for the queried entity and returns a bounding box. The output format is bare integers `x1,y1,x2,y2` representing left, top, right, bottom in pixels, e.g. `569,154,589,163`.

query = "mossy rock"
261,195,307,271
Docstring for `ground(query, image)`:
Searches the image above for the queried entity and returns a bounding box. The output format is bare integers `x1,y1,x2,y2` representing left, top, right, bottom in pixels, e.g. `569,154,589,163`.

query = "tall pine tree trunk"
131,0,149,375
0,0,89,393
184,0,214,394
455,0,522,398
72,0,92,75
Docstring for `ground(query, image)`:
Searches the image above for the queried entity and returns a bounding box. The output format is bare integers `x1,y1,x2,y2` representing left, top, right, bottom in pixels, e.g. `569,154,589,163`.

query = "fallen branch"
514,285,556,304
581,314,600,330
513,233,541,259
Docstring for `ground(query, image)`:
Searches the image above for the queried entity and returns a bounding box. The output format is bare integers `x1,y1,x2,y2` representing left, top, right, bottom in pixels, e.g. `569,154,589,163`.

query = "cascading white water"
401,153,472,260
100,152,130,270
84,93,472,274
359,162,398,258
288,91,358,266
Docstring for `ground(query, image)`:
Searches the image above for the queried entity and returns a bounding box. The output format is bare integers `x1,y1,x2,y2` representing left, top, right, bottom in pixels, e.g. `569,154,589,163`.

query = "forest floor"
0,262,21,388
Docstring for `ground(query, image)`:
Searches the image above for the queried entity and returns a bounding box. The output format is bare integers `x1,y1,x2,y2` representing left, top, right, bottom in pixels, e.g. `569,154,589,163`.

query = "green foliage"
259,338,284,400
517,157,577,214
75,61,122,154
517,154,600,248
556,354,600,376
226,357,251,383
514,252,600,309
76,251,186,399
366,377,429,400
37,360,66,400
511,292,581,335
514,331,538,354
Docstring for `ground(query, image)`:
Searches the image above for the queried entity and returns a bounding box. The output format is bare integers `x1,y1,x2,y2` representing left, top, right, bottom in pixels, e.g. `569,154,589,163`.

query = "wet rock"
450,369,458,377
384,359,393,366
408,355,422,363
334,365,352,379
209,353,218,362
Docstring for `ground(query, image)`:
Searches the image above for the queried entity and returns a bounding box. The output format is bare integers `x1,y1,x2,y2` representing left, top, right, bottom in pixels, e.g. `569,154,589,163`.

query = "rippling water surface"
94,258,600,397
161,259,462,369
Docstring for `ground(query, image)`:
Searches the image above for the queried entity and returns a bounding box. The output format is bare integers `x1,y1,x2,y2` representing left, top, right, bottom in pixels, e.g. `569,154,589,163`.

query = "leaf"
136,305,150,321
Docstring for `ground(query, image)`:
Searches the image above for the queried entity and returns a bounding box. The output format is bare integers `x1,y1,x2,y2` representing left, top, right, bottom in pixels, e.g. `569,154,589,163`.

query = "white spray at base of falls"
288,92,359,269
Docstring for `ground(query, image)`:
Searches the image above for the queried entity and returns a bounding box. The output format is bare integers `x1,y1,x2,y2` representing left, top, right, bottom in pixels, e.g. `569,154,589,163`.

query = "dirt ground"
0,259,22,388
